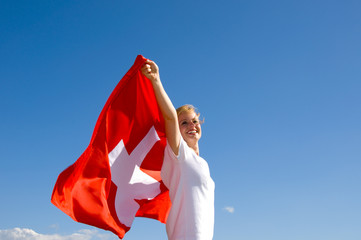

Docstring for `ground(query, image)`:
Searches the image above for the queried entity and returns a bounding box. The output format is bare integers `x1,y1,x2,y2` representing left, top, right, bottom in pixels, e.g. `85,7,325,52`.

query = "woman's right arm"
141,60,180,155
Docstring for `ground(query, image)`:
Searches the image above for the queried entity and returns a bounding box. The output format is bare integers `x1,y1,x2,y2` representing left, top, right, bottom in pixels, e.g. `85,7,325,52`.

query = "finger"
142,60,152,68
141,67,150,75
141,65,150,73
142,64,151,70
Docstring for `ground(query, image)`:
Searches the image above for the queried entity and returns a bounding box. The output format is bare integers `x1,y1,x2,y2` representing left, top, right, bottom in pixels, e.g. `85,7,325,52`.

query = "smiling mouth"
187,130,197,134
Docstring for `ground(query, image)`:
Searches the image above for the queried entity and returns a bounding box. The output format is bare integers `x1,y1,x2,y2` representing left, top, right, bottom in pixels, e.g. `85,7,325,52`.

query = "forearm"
150,78,177,122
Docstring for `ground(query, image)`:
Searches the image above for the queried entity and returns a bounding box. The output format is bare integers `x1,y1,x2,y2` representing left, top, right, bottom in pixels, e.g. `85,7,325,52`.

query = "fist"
141,60,160,82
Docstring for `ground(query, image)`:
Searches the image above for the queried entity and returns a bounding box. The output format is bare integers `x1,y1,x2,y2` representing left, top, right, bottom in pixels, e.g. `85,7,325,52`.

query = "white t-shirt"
161,137,215,240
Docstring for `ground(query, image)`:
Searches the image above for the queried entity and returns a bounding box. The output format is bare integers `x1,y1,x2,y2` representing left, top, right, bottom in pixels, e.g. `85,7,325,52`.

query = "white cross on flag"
51,55,171,239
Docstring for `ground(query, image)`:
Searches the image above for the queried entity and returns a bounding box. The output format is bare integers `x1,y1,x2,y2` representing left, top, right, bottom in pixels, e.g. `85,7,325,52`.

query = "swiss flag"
51,55,171,239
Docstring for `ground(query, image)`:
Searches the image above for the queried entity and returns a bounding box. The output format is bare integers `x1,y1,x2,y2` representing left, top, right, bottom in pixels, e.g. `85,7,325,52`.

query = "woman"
141,60,215,240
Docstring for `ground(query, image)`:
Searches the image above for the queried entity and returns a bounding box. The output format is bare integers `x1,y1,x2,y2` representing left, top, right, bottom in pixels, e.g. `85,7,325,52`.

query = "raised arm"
141,60,180,155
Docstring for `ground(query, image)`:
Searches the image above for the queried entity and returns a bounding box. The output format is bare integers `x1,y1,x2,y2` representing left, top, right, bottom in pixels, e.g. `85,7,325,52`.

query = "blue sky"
1,0,361,239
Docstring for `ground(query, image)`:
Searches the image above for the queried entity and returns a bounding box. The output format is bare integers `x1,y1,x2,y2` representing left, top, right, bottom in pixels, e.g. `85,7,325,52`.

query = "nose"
189,121,196,127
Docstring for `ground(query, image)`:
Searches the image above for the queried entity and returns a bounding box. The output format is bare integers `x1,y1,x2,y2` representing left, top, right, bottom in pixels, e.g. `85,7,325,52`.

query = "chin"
185,135,200,143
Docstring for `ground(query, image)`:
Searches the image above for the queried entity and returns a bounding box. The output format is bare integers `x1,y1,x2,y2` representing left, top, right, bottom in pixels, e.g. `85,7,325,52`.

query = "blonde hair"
176,104,204,124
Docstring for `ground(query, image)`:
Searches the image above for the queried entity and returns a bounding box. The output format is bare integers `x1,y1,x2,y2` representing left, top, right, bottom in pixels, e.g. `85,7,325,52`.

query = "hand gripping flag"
51,55,171,239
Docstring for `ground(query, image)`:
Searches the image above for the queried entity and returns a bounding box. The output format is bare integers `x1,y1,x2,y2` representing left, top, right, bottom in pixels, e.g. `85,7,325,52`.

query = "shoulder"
165,137,195,162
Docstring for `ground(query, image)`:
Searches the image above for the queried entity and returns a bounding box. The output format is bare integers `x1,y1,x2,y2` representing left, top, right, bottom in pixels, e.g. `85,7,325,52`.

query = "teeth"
188,130,196,134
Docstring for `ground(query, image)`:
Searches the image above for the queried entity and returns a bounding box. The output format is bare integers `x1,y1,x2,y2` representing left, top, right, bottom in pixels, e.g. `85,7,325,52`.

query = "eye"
181,121,188,125
193,120,199,124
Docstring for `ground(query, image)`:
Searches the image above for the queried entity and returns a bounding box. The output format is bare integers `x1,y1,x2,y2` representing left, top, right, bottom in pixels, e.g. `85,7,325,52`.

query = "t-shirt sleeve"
164,137,188,163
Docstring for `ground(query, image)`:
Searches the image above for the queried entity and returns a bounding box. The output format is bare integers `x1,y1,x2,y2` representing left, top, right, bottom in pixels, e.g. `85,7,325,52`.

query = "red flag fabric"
51,55,171,239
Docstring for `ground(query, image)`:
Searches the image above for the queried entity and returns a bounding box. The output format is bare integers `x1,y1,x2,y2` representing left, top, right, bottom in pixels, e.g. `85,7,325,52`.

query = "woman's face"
178,110,202,144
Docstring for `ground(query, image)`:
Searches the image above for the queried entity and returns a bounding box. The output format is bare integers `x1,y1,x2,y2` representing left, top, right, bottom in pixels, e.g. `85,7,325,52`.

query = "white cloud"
223,206,235,213
0,228,115,240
